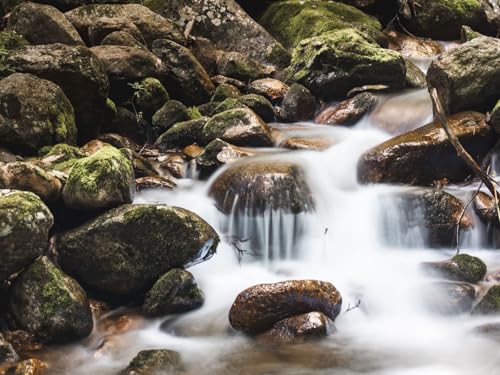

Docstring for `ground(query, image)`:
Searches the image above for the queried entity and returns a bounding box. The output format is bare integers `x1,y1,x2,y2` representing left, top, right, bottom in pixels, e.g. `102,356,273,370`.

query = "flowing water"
43,87,500,375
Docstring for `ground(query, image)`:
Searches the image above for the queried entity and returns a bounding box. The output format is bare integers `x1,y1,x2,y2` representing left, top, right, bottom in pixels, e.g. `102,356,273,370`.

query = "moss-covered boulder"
57,204,219,296
6,3,84,46
288,28,406,100
0,162,62,202
62,145,134,210
9,257,92,343
279,83,316,122
0,73,76,155
6,44,110,143
143,269,203,316
0,190,53,282
422,254,487,283
155,118,208,151
473,285,500,314
260,0,385,49
216,51,268,82
358,112,497,185
211,98,247,116
211,83,241,102
132,77,169,118
202,108,273,147
238,94,275,122
316,92,377,126
37,143,86,173
152,100,190,138
397,0,493,40
427,37,500,114
121,349,181,375
0,333,18,363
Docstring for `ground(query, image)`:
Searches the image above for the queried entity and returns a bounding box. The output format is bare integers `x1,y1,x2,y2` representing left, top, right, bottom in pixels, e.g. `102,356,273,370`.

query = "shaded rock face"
147,0,289,67
427,37,500,114
279,83,316,122
358,112,497,186
87,16,144,46
65,4,184,47
0,333,18,363
121,349,181,375
229,280,342,335
473,285,500,314
423,281,476,315
155,117,207,151
9,256,93,343
6,3,84,46
0,190,53,282
57,204,219,296
143,269,204,316
0,73,77,155
422,254,487,283
315,93,377,126
209,160,314,215
288,28,406,100
6,44,110,143
235,95,275,123
152,100,190,138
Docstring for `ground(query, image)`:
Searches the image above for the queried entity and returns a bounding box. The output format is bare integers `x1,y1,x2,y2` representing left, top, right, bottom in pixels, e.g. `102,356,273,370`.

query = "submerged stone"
121,349,181,375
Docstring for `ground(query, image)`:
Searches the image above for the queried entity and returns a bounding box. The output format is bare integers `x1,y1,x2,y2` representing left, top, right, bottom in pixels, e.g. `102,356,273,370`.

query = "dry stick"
455,180,484,255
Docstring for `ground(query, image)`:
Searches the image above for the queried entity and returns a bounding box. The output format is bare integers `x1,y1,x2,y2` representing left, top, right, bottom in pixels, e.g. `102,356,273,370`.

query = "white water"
46,89,500,375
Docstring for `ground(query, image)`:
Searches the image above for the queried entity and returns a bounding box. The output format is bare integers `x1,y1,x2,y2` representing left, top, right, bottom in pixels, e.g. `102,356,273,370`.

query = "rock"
146,0,289,67
460,25,484,42
108,106,149,144
397,0,493,40
427,37,500,114
65,4,184,48
1,331,43,354
405,59,427,89
211,83,241,102
0,162,62,202
260,0,385,49
315,93,377,126
143,269,203,317
132,78,169,118
256,312,332,343
37,143,86,173
202,108,273,147
158,155,186,179
288,28,406,100
229,280,342,335
423,281,475,315
386,30,443,59
237,95,275,122
248,78,289,103
474,322,500,341
135,176,176,191
280,137,335,151
0,190,53,282
62,145,135,210
211,98,247,115
473,191,498,224
473,285,500,314
422,254,487,283
0,358,47,375
279,83,316,122
358,112,497,185
9,256,93,343
209,160,314,214
87,16,144,46
121,349,181,375
0,73,77,155
211,75,246,89
216,51,268,82
101,31,145,49
152,39,215,106
490,100,500,134
155,118,208,151
195,138,255,175
98,134,139,151
6,3,83,46
57,204,219,296
152,100,190,138
0,334,18,363
6,44,110,143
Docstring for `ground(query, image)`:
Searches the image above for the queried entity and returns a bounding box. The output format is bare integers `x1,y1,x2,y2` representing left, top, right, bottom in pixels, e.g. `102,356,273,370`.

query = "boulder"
6,3,84,46
288,28,406,100
473,285,500,314
6,44,110,143
62,145,135,210
100,31,145,49
315,93,377,126
473,191,498,224
279,83,316,122
358,112,497,185
0,334,18,363
405,59,427,89
37,143,86,173
247,78,289,103
132,77,169,118
121,349,181,375
211,98,247,115
143,269,204,316
216,51,269,82
195,138,256,175
423,281,475,315
0,73,77,155
202,108,273,146
57,204,219,296
280,137,335,151
108,106,149,144
386,30,443,59
421,254,487,283
152,100,190,138
0,190,53,282
237,94,275,123
155,118,207,151
9,256,93,343
427,37,500,114
211,83,241,102
87,16,144,46
229,280,342,334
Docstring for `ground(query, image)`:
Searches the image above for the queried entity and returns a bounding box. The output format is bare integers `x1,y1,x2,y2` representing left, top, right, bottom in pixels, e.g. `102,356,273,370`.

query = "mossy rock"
152,100,190,138
216,51,266,82
0,30,28,78
238,94,275,123
0,190,53,282
260,0,385,49
211,98,247,116
132,77,169,117
422,253,487,283
143,269,204,316
211,83,241,102
288,28,406,100
9,256,93,343
57,204,219,296
62,145,135,210
38,143,86,172
473,285,500,314
155,118,208,151
121,349,181,375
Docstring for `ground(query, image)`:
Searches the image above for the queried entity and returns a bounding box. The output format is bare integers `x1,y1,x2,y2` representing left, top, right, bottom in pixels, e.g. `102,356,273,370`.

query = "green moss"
212,98,247,116
440,0,482,14
451,254,486,283
265,42,291,67
211,83,241,102
473,285,500,314
133,77,169,115
238,94,275,122
187,106,202,120
0,31,28,78
155,117,207,150
125,349,181,374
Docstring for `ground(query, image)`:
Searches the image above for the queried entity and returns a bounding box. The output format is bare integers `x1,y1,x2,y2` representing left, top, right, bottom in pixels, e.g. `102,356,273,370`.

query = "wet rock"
135,176,176,191
202,108,273,147
152,100,190,138
159,155,186,179
0,162,62,202
156,118,207,151
422,254,487,283
0,73,76,155
121,349,181,375
211,83,241,102
143,269,203,316
358,112,497,185
87,16,144,46
427,37,500,114
397,0,493,40
65,4,184,48
195,138,256,175
216,51,269,82
315,93,377,126
386,30,443,59
0,333,18,363
279,83,316,123
0,358,47,375
237,95,275,122
100,31,145,49
6,44,110,143
474,322,500,341
288,28,406,100
280,137,335,151
0,190,53,282
57,204,219,296
9,256,93,343
247,78,289,103
152,39,214,106
473,191,498,224
256,312,332,343
260,0,385,49
473,285,500,314
6,3,83,46
229,280,342,335
405,59,427,89
423,281,475,315
122,149,157,178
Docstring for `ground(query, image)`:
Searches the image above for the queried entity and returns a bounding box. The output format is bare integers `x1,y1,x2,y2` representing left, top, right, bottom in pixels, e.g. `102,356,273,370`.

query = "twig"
345,299,361,313
455,180,484,255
